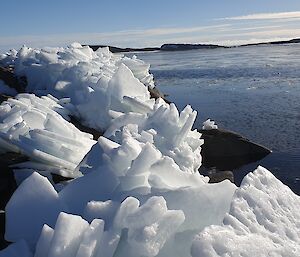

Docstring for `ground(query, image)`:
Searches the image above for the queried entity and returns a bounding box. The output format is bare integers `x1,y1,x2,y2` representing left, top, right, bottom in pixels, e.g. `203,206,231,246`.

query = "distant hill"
87,38,300,53
239,38,300,47
87,45,160,53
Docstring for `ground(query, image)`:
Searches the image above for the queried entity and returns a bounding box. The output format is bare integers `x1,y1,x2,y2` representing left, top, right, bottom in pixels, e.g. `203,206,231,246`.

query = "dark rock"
0,152,28,210
51,173,73,184
208,170,234,183
199,128,271,170
0,94,11,103
0,211,10,250
199,166,234,183
148,86,170,104
0,66,26,93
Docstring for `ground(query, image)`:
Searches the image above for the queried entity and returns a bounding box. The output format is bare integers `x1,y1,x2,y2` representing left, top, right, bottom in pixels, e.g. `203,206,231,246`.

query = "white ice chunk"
95,230,121,257
108,63,149,102
161,180,236,232
34,225,54,257
75,219,104,257
0,93,96,175
127,209,185,257
83,200,119,226
47,212,89,257
113,197,140,229
202,119,218,130
5,172,65,246
59,167,120,214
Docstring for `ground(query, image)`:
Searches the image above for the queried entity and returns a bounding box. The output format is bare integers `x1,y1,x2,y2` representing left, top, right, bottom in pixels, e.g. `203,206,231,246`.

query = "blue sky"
1,0,300,51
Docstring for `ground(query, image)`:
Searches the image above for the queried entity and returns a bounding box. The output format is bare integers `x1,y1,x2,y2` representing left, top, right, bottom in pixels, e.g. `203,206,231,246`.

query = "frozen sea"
133,44,300,194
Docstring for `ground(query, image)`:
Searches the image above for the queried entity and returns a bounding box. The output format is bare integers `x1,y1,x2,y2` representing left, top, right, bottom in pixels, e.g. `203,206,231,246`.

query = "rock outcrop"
199,128,271,170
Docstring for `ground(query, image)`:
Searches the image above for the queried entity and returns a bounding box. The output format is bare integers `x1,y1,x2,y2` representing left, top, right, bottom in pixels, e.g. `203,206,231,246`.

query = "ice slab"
5,172,65,246
47,212,89,257
0,94,96,177
34,224,54,257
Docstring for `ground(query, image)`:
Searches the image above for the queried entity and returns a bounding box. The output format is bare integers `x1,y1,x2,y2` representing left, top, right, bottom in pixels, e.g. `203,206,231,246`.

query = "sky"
1,0,300,51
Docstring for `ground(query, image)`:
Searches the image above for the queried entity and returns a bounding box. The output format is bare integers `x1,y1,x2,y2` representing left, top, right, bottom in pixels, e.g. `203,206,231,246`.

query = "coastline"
87,37,300,53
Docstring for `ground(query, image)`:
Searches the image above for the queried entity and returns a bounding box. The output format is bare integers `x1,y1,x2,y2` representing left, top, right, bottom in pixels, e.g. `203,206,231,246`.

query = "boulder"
199,128,271,170
0,153,28,210
208,170,234,183
0,66,26,93
0,211,10,250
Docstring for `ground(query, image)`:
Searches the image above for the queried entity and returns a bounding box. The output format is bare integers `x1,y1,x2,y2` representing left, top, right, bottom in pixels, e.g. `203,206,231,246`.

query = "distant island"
87,45,160,53
87,38,300,53
239,38,300,47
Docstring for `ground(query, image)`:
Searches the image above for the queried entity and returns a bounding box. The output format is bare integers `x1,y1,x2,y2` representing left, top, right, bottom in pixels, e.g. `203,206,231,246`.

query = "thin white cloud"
1,21,300,52
237,28,300,38
216,25,282,33
223,11,300,21
0,24,232,51
136,24,231,36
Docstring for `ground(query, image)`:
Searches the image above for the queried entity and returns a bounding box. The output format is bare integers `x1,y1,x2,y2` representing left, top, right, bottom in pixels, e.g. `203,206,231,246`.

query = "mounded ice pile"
0,93,96,179
3,100,237,257
191,166,300,257
104,100,202,174
0,43,155,131
33,197,184,257
58,102,237,238
59,101,215,213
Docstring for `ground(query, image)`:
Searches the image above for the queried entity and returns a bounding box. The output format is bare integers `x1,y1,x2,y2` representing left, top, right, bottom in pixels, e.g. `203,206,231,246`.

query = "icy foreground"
0,44,299,257
192,166,300,257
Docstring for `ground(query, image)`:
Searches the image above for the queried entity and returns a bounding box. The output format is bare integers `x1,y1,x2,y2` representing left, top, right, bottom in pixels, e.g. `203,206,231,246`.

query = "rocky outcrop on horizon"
87,37,300,53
